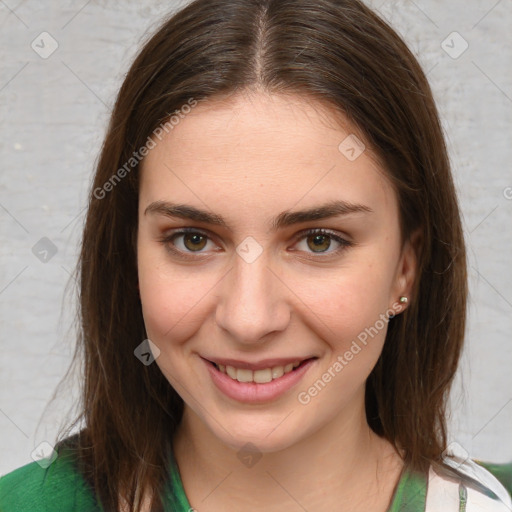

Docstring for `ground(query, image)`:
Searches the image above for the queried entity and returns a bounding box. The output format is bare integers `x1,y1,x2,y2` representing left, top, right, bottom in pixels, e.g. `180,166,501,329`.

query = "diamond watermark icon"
31,32,59,59
441,32,468,59
236,236,263,264
338,134,366,161
134,339,161,366
237,442,262,468
31,441,58,469
442,441,470,470
32,237,58,263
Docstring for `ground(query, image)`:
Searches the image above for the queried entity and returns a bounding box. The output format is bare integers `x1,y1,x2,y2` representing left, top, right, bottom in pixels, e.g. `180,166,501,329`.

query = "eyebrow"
144,199,372,231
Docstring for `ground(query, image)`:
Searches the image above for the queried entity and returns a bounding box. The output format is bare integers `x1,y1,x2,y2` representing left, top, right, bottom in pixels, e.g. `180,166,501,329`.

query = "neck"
172,394,403,511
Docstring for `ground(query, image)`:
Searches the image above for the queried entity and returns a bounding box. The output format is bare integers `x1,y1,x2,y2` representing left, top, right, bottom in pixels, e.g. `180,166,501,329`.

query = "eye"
158,227,353,259
293,228,353,256
159,228,217,257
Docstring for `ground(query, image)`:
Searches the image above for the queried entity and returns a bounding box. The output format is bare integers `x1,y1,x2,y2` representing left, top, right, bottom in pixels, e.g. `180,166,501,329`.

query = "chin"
203,413,306,455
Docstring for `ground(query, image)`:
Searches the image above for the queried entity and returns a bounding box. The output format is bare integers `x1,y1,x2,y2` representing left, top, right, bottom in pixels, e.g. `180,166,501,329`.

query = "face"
137,90,417,453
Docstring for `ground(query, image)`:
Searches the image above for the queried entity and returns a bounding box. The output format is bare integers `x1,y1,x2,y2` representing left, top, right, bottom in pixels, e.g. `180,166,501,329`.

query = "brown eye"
306,233,332,253
182,232,208,252
160,228,215,256
294,228,353,257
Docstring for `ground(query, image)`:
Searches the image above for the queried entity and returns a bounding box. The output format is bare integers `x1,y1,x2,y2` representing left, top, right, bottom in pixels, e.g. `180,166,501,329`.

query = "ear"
390,228,422,312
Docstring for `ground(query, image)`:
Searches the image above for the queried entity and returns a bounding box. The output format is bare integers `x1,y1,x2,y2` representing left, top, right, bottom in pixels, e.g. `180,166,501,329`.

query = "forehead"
139,91,397,220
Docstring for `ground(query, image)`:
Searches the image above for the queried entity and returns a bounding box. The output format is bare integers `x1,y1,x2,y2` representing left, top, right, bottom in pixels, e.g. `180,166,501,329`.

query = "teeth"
215,361,302,383
236,368,253,383
254,368,272,383
271,366,284,379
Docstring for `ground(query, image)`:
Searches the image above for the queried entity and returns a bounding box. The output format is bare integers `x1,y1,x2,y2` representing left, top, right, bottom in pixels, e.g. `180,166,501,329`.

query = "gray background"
0,0,511,476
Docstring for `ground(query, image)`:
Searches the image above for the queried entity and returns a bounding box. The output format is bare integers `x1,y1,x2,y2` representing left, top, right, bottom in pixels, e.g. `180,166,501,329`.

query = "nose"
214,252,291,344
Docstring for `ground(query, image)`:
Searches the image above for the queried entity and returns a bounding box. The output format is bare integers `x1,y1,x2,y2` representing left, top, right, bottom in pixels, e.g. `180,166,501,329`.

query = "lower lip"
203,358,316,403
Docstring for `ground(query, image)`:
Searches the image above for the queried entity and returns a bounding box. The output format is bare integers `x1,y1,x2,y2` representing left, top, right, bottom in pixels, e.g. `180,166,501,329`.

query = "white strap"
443,454,512,508
426,459,512,512
425,466,461,512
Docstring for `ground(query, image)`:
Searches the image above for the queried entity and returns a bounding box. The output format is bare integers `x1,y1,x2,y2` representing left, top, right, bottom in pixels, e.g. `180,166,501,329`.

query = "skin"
137,89,419,511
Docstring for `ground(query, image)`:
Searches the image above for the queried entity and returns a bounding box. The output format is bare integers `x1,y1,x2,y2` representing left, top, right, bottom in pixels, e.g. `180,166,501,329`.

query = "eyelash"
158,227,353,260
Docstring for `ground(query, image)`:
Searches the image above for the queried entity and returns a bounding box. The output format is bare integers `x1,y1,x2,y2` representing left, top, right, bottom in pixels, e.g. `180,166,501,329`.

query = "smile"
202,357,317,403
213,361,301,383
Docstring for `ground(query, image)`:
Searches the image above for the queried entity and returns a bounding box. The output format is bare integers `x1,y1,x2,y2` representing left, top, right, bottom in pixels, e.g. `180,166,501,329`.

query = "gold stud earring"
399,296,408,304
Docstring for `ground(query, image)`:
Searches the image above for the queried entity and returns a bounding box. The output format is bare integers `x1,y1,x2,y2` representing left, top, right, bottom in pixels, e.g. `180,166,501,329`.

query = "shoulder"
0,436,101,512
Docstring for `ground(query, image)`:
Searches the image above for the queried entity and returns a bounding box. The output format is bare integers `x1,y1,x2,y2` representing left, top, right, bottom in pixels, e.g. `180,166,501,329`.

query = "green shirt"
1,442,511,511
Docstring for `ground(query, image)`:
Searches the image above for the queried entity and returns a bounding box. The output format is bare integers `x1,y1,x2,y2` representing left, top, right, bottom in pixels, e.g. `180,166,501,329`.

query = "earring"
399,296,408,304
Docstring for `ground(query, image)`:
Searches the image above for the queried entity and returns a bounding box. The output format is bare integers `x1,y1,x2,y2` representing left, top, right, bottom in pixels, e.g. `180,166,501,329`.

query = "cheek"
293,260,394,337
137,247,216,345
297,273,391,410
288,260,395,400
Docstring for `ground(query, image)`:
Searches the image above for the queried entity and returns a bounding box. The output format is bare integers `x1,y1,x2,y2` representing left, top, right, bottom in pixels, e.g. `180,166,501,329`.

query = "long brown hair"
56,0,467,510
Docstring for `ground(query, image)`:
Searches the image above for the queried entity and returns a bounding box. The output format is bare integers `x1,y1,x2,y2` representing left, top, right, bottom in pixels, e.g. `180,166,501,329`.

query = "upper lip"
202,356,316,371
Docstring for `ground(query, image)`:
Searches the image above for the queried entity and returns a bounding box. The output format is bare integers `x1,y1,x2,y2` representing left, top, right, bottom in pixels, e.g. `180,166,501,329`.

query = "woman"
1,0,510,511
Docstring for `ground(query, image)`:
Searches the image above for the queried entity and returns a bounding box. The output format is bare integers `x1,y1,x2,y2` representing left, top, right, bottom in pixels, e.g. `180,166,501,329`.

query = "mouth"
201,356,317,403
208,359,307,383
